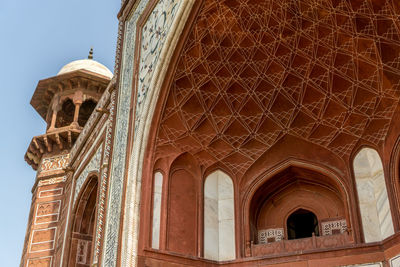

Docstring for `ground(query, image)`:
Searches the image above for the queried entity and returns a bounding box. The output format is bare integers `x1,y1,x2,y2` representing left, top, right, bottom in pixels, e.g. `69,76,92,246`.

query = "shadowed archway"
68,176,98,267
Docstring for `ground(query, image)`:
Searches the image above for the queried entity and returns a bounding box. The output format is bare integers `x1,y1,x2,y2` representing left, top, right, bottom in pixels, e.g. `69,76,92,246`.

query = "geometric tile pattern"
321,219,347,236
258,228,284,244
155,0,400,175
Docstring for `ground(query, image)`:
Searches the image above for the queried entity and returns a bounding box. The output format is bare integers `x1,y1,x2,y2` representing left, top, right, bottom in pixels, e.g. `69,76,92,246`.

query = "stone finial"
88,47,93,59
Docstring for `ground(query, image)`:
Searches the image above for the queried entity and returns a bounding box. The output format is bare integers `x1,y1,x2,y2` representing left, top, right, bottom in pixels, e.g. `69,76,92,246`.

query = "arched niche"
248,165,348,244
56,98,75,128
78,99,97,127
68,175,98,266
353,147,394,243
151,172,163,249
166,153,200,256
204,170,235,261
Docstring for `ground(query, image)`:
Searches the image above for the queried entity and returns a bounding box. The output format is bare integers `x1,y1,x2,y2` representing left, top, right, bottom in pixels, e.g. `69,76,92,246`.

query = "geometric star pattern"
155,0,400,175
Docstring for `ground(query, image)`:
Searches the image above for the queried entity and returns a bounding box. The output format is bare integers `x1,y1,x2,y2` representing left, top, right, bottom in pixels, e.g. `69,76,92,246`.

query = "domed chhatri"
57,48,113,78
25,49,113,170
57,59,113,79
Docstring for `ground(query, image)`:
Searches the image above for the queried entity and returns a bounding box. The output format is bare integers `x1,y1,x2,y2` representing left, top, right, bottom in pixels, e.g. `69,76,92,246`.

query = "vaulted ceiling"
154,0,400,176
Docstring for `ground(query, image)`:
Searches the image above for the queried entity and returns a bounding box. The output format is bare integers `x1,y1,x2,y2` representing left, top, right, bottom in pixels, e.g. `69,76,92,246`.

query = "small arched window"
287,209,319,240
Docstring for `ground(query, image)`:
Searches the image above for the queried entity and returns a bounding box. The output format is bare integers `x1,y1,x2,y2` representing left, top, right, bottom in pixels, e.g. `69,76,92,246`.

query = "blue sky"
0,1,119,265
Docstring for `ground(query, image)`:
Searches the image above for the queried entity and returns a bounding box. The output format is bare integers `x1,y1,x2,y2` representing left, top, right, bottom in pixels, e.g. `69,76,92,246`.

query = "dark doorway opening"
287,209,319,240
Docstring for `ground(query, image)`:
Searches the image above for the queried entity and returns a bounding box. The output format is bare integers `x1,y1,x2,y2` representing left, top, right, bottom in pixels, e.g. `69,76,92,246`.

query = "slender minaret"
21,50,112,267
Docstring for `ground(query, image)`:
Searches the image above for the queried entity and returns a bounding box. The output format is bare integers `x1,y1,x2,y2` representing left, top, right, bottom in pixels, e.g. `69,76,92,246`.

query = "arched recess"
68,175,98,266
166,153,200,256
56,98,75,128
353,147,394,243
151,172,163,249
204,170,235,261
246,163,350,245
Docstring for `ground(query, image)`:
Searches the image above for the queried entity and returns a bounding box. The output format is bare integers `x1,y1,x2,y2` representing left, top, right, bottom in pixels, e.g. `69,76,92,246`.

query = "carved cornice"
25,128,81,170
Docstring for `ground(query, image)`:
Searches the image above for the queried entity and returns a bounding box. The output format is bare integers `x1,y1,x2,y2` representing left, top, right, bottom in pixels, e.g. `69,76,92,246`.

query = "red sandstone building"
21,0,400,266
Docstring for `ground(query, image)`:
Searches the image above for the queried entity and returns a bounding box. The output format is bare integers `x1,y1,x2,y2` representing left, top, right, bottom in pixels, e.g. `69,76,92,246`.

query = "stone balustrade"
251,233,353,256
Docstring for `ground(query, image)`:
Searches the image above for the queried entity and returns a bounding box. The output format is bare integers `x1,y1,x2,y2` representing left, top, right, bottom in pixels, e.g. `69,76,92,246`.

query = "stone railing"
250,233,353,256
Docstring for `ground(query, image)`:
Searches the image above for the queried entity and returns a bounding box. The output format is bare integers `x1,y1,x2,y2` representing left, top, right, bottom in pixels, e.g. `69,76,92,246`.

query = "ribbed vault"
155,0,400,175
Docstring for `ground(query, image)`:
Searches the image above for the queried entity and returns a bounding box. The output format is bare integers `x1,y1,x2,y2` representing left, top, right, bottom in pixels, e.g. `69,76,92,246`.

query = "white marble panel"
359,201,381,242
218,172,234,200
219,199,234,221
154,172,163,194
373,172,394,239
204,217,218,261
390,254,400,267
204,170,235,261
151,172,163,249
205,173,218,200
218,219,235,261
354,148,394,243
204,176,219,260
357,179,377,204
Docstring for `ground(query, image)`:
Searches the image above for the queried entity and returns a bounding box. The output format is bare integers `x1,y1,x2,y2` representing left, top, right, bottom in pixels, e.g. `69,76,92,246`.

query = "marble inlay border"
101,0,194,266
121,1,194,266
93,103,115,263
40,154,69,173
134,0,183,133
102,1,150,266
38,176,66,186
73,145,102,205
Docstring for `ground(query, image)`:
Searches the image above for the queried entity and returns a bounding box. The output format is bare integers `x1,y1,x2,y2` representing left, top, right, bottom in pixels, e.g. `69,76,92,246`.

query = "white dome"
57,59,113,79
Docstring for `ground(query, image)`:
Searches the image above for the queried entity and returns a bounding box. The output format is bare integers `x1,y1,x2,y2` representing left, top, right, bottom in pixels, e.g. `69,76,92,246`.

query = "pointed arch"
243,159,352,249
166,153,200,256
68,175,99,266
353,147,394,243
204,170,235,261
